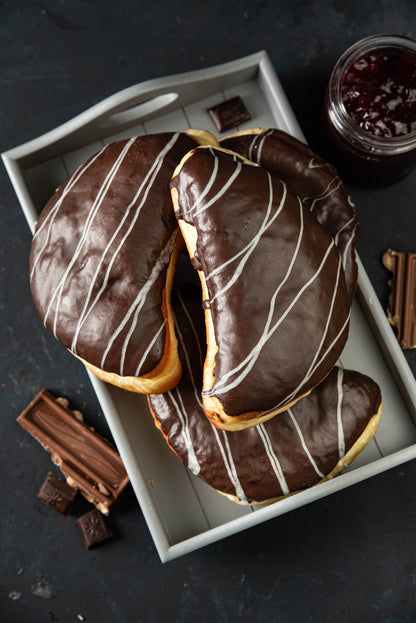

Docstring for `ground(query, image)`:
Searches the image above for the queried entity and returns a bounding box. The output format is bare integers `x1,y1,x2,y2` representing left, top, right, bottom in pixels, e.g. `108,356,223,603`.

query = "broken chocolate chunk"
207,95,251,133
77,509,113,549
383,249,416,348
37,471,77,516
17,389,129,514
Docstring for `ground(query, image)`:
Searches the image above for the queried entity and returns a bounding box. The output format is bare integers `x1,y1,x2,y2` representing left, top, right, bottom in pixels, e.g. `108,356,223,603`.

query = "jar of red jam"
321,34,416,186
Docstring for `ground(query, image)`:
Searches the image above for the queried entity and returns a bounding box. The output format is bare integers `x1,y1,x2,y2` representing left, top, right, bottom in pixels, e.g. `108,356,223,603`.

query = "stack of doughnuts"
29,125,382,505
148,285,381,504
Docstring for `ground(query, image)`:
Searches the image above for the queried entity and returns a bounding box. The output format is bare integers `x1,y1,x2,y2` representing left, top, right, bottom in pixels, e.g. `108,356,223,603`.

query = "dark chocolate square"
77,509,113,549
207,95,251,133
37,471,77,516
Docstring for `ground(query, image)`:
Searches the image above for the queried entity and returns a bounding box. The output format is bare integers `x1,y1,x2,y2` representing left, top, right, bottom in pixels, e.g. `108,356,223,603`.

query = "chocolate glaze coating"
172,146,351,418
30,132,197,377
221,129,360,305
148,286,381,502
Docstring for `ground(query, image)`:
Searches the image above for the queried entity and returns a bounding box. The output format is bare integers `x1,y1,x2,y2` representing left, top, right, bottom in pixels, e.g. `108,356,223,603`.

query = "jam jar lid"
327,34,416,155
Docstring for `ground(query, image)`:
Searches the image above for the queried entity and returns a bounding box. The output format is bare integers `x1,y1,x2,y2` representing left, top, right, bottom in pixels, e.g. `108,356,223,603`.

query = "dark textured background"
1,1,416,621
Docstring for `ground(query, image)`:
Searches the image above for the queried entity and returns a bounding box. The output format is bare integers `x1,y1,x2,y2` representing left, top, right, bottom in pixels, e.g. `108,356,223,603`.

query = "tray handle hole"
100,92,179,129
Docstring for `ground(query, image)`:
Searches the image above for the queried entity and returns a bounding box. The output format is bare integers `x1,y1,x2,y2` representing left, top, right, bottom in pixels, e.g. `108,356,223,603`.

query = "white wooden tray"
4,51,416,562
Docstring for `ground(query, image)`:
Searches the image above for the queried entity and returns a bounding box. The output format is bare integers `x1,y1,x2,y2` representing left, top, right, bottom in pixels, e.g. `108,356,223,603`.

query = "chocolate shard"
17,389,129,514
383,249,416,348
38,471,77,516
207,96,251,133
77,509,113,549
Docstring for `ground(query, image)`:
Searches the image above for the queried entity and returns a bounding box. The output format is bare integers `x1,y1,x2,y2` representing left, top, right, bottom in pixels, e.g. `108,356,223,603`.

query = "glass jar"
321,34,416,186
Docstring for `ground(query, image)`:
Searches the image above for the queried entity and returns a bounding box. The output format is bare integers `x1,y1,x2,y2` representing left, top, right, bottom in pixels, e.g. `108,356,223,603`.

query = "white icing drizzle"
168,390,200,475
162,289,350,502
205,171,283,283
172,299,203,409
341,236,355,278
307,157,327,170
279,254,343,406
177,290,204,372
257,423,290,495
336,367,346,459
255,132,269,164
229,251,349,421
287,408,325,479
187,160,243,219
333,215,356,246
205,217,336,398
243,142,357,300
302,178,357,298
232,310,351,424
275,306,350,414
207,173,287,304
30,146,107,281
217,430,248,502
247,129,273,164
247,135,258,162
301,173,357,293
170,296,247,500
101,228,179,374
303,182,357,298
203,195,303,396
238,141,357,296
70,133,180,354
43,137,137,335
179,146,219,217
133,318,167,377
303,177,343,209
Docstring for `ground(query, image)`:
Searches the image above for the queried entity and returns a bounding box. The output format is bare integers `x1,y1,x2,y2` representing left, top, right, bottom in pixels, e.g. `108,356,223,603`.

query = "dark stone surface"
1,1,415,621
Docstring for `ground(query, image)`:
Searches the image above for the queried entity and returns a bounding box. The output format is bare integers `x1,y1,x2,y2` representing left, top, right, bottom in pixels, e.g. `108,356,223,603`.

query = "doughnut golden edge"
185,128,219,146
171,144,271,430
201,392,310,431
220,400,383,505
72,233,185,394
218,126,265,142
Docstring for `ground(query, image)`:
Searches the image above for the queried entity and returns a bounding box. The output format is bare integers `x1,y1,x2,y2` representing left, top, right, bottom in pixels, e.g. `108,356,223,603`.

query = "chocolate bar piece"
383,249,416,348
17,389,129,514
207,95,251,133
38,471,77,516
77,509,113,549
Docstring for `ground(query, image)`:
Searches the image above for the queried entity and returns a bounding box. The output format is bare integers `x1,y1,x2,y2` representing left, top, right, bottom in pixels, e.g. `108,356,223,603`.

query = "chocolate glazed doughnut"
30,130,217,393
171,145,351,430
220,128,360,305
148,286,382,504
